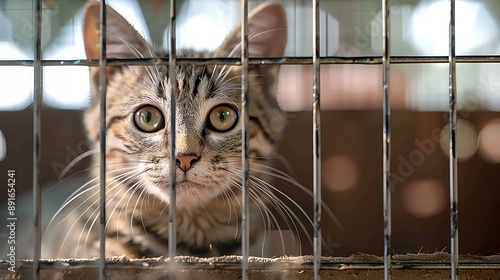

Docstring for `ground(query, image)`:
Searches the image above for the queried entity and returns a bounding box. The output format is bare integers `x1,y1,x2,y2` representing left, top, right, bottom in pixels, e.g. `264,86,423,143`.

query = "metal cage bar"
98,1,108,279
382,0,392,279
240,0,250,279
312,0,322,279
448,0,459,279
168,0,178,276
3,55,500,67
32,0,42,279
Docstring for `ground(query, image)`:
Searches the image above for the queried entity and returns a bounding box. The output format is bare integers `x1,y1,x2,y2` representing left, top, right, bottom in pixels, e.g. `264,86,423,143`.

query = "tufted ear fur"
82,1,152,96
215,3,287,89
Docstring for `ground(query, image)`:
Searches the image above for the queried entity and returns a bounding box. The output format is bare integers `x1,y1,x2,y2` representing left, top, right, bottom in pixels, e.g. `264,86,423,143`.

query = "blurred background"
0,0,499,257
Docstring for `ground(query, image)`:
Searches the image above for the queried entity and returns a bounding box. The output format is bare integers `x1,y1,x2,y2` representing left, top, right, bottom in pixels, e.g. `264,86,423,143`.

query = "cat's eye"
206,105,238,132
134,106,165,132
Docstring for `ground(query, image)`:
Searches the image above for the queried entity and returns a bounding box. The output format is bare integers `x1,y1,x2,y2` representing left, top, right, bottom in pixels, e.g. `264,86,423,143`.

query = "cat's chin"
168,180,225,210
141,176,226,209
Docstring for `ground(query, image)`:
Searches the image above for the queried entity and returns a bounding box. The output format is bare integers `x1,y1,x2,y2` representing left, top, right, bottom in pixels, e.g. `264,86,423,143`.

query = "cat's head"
82,2,287,208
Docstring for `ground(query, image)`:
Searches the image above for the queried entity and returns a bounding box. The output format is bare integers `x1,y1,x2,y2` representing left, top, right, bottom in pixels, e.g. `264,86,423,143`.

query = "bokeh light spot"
323,155,359,193
440,120,478,161
478,119,500,163
402,179,446,218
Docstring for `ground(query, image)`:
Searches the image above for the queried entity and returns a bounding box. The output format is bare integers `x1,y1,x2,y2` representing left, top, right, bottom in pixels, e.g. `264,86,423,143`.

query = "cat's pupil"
218,111,228,123
141,111,152,124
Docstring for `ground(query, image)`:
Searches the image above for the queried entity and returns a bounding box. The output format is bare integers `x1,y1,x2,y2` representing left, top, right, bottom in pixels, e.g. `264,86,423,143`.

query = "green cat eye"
207,105,238,132
134,106,165,132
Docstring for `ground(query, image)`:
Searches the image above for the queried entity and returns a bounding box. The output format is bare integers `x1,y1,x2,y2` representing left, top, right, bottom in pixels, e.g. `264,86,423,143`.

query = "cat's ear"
215,3,287,88
216,3,287,58
83,2,151,60
82,1,152,96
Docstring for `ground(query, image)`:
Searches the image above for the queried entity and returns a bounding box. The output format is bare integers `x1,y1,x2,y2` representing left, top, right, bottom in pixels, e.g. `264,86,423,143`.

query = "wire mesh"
1,0,499,279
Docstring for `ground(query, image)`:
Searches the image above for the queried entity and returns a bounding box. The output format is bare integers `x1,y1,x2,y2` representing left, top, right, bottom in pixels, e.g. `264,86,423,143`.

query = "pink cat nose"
175,155,200,172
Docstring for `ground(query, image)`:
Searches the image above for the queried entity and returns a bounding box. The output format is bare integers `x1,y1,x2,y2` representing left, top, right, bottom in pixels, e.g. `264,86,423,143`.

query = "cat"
42,1,291,259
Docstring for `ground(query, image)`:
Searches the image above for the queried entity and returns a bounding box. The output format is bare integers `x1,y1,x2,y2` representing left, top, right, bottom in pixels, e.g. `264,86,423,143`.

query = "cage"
0,0,499,279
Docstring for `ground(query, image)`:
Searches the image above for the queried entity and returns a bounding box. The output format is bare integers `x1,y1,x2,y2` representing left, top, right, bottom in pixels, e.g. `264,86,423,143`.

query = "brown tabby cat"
43,1,290,258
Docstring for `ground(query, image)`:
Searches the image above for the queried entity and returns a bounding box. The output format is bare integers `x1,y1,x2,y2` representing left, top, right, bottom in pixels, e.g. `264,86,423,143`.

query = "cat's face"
82,3,287,209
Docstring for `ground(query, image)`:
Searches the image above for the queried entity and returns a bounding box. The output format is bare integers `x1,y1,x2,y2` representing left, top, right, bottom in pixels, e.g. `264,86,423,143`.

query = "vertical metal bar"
32,0,42,279
98,1,107,279
382,0,392,279
448,0,459,279
168,0,177,277
240,0,250,279
312,0,322,279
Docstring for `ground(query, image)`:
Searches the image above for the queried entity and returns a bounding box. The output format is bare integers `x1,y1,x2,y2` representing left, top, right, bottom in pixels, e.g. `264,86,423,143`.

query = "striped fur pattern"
43,2,289,258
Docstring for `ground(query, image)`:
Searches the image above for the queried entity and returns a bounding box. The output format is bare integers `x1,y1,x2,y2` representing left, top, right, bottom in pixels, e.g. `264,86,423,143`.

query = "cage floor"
1,253,499,279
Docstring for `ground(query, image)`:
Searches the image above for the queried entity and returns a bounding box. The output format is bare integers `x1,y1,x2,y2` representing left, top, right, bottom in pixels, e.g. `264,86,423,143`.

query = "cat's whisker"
225,184,240,231
125,180,150,237
225,168,301,255
53,167,148,257
59,180,125,258
105,171,150,232
214,74,265,95
213,65,229,88
126,66,159,94
249,28,285,42
53,167,142,225
223,176,243,238
244,182,281,255
213,65,265,89
229,164,341,253
221,170,273,242
60,148,98,178
44,161,148,196
220,73,262,84
46,176,100,233
226,28,285,58
207,95,240,115
75,170,143,226
84,169,149,254
137,176,158,237
107,33,160,86
245,159,343,232
248,175,308,255
248,181,288,256
209,64,218,89
247,162,344,231
79,192,117,258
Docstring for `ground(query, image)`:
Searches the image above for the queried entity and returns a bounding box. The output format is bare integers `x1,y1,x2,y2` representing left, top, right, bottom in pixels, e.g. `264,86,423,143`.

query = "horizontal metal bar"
1,55,500,67
0,261,499,271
